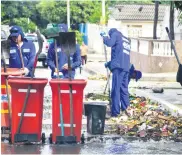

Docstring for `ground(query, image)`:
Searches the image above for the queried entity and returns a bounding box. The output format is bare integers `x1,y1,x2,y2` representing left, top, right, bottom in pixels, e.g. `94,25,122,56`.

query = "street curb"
136,89,182,116
129,86,182,90
140,76,176,82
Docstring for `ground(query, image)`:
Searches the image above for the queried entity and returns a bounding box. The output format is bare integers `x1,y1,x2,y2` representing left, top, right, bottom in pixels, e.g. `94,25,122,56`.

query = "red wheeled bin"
49,79,87,144
1,68,23,135
8,77,48,144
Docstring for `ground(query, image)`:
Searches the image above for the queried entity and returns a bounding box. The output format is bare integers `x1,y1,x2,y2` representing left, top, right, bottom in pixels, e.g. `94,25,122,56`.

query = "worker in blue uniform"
101,28,131,117
8,25,36,77
47,25,81,79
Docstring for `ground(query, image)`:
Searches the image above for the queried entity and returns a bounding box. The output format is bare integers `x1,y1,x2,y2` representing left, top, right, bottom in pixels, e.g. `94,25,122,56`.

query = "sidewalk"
83,61,178,82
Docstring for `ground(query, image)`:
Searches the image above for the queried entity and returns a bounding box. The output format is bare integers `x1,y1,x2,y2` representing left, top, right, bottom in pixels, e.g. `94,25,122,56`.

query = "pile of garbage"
85,93,182,142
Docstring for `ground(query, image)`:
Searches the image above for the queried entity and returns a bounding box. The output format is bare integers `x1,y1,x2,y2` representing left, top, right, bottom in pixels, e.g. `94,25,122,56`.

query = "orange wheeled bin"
49,79,87,144
1,68,23,135
8,77,48,143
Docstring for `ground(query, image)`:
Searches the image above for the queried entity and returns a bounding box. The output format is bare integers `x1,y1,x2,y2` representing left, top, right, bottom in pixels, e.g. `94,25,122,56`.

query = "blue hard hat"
9,25,24,39
135,70,142,81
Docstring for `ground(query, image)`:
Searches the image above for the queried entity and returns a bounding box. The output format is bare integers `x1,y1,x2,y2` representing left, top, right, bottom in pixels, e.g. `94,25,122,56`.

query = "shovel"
16,30,44,135
165,27,182,86
58,32,77,143
44,27,65,138
54,32,76,143
54,39,65,137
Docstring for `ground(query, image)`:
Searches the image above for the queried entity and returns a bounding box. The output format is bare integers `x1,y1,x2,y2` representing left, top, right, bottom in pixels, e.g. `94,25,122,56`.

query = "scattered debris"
85,92,182,142
88,74,107,81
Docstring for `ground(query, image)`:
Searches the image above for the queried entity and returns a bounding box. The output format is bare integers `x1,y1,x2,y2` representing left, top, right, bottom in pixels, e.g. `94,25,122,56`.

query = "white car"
25,33,49,67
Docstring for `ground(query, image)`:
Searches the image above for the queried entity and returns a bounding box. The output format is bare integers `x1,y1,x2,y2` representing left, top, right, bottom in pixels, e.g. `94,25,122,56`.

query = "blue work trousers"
111,69,130,116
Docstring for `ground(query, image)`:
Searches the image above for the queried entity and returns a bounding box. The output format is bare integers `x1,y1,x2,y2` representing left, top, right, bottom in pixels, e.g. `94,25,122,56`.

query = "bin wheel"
42,60,48,68
1,127,5,134
49,133,52,144
81,133,85,144
8,134,12,144
41,133,46,144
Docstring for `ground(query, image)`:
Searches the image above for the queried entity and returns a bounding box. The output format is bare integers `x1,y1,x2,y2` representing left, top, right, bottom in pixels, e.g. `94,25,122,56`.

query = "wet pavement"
2,138,182,154
1,64,182,154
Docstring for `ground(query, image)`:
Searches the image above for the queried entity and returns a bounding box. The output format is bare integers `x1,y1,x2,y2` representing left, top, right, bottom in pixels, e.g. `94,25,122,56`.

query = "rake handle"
165,27,181,65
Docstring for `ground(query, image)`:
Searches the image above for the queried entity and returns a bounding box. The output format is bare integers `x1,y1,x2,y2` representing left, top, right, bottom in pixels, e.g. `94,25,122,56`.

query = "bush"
11,18,37,33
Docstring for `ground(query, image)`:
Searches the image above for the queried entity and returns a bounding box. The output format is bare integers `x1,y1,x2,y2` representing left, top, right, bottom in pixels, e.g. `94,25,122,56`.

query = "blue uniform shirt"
103,28,131,72
47,42,81,79
9,39,36,77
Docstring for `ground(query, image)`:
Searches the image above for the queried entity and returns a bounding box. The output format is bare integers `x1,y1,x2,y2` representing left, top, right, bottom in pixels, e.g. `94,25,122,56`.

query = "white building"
108,4,182,40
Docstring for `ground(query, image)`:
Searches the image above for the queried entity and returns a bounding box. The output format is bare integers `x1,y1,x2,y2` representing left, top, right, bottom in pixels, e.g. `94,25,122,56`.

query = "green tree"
174,1,182,10
36,0,66,24
174,1,182,25
10,18,36,33
1,1,37,33
36,0,110,25
1,0,107,29
1,1,34,23
1,1,48,29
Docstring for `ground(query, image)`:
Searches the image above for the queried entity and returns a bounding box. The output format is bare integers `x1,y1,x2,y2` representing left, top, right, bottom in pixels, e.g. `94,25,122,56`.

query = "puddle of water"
1,137,182,154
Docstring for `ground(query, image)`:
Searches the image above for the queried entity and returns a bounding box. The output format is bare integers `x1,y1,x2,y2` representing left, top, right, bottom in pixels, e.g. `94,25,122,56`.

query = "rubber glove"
20,68,29,76
53,71,64,79
104,62,109,68
100,31,107,37
104,61,111,71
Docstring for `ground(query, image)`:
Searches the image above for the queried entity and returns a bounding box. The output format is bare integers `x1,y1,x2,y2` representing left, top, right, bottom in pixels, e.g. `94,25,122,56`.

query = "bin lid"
84,101,108,106
1,68,23,76
8,77,48,85
49,79,87,85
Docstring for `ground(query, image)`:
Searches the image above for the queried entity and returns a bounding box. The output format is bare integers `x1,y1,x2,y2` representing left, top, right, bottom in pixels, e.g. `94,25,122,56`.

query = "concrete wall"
130,40,182,73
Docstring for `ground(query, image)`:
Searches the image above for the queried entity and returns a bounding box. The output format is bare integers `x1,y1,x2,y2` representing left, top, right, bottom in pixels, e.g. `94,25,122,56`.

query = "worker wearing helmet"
8,25,36,77
47,24,81,79
101,28,131,117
